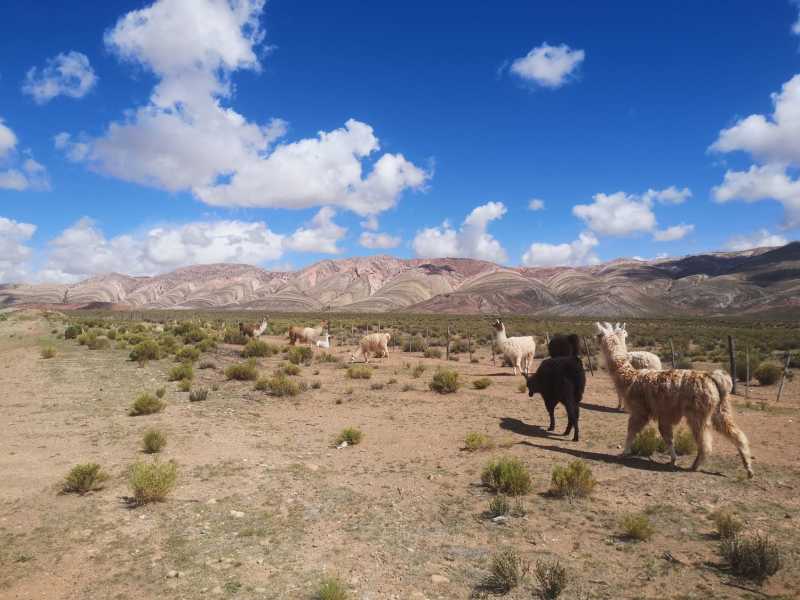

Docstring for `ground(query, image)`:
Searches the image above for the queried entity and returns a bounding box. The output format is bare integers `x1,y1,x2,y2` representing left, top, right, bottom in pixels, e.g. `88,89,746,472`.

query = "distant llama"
239,317,268,338
492,319,536,375
288,320,327,346
595,322,753,478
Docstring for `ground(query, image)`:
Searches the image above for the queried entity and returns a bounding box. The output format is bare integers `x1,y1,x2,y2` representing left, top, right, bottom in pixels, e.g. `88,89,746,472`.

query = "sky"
1,0,800,283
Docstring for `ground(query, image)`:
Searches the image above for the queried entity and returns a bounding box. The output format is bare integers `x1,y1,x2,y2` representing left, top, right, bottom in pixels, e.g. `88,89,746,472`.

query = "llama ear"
594,322,605,334
621,322,627,331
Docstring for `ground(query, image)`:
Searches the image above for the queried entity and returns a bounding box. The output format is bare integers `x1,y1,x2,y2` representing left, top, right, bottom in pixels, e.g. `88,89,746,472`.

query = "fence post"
669,338,676,368
582,336,594,376
446,324,451,361
745,345,750,398
468,333,473,362
776,352,792,402
727,336,738,395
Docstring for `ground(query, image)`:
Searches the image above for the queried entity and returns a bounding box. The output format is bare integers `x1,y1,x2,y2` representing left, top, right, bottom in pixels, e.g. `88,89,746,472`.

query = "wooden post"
468,333,473,362
669,339,676,368
776,352,792,403
491,340,496,367
727,336,738,395
582,336,594,376
745,346,750,398
446,324,451,361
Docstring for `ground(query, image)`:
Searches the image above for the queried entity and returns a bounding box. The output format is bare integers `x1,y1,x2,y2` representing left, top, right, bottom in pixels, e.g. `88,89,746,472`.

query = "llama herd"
235,315,754,478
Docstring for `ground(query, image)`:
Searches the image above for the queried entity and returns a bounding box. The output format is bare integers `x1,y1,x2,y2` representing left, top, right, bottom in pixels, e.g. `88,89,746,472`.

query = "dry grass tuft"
142,429,167,453
534,559,567,599
481,457,532,496
720,532,782,582
464,432,494,452
63,463,109,495
550,460,596,500
620,513,654,541
129,393,165,416
484,550,529,593
335,427,363,446
429,368,459,393
347,365,373,379
225,359,259,381
128,461,177,506
472,377,492,389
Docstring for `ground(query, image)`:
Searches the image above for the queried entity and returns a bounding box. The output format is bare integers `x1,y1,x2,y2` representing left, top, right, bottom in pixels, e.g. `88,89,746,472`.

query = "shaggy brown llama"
595,322,753,478
288,321,328,345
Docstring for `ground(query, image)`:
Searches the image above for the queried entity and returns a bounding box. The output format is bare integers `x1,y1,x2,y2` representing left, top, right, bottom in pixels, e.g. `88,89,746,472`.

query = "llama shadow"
580,402,623,414
516,440,682,473
498,417,565,440
484,371,517,377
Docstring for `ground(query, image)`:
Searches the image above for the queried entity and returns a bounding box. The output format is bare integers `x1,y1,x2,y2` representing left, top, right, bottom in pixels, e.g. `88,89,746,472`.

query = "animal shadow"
499,416,561,440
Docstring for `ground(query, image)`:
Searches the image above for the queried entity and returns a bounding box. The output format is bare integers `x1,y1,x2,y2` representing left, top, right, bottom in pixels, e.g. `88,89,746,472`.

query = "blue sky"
1,0,800,282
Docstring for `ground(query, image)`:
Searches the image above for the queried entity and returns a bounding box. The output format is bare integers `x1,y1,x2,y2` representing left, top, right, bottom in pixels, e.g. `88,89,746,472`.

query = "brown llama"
239,317,268,338
288,320,328,346
595,322,753,478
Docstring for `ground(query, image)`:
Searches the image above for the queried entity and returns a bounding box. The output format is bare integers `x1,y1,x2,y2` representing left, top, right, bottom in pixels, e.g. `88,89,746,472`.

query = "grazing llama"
492,319,536,375
351,332,391,363
239,317,268,338
595,322,753,478
288,320,328,345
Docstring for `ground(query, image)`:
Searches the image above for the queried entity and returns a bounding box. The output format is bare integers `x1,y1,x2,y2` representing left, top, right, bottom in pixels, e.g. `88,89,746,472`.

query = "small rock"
491,516,509,524
166,570,179,578
430,574,449,584
207,498,217,505
337,441,349,449
230,510,245,518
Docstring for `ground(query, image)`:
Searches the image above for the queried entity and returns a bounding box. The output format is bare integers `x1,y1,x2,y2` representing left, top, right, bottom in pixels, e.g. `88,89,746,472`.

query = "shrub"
318,352,340,363
347,365,373,379
429,368,459,394
721,533,781,582
287,346,313,365
401,384,414,392
316,577,348,600
63,463,109,495
223,328,249,345
673,427,698,455
158,335,179,354
630,426,661,457
517,381,527,393
241,339,276,358
411,363,426,378
370,382,384,390
311,380,322,389
178,379,191,392
283,363,301,376
41,346,56,359
754,362,783,386
335,427,363,446
225,359,259,381
168,363,194,382
620,513,654,541
128,461,177,506
675,357,693,369
472,377,492,390
259,373,301,397
481,457,532,496
550,460,596,499
464,432,493,452
534,559,567,600
106,329,117,340
712,510,744,540
129,393,165,416
155,386,166,399
199,360,216,370
64,324,82,339
142,430,167,453
423,347,442,359
484,550,528,593
86,336,110,350
129,339,160,363
196,337,216,352
487,495,510,518
189,387,208,402
175,346,200,362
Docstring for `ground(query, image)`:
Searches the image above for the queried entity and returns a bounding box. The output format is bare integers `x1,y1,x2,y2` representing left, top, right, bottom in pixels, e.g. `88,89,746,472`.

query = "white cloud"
510,43,585,88
59,0,426,216
0,118,18,158
359,231,401,249
653,223,694,242
521,232,599,267
711,74,800,167
712,164,800,228
724,229,789,251
792,1,800,35
0,217,37,283
573,187,692,240
528,198,545,211
54,133,90,161
360,215,379,231
412,201,507,262
22,51,97,104
0,118,50,191
283,207,346,254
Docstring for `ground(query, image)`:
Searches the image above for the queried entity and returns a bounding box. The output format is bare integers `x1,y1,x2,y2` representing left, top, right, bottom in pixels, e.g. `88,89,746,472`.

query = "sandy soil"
0,312,798,600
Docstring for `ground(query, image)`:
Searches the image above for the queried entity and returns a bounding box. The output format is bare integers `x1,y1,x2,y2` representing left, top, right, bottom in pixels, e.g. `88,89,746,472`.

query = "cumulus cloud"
0,118,18,158
792,0,800,35
0,217,36,282
712,164,800,228
22,51,97,104
0,118,50,191
412,201,508,262
59,0,426,215
521,232,599,267
724,229,790,251
509,43,585,88
572,187,692,240
360,215,379,231
359,231,401,249
528,198,545,211
283,207,347,254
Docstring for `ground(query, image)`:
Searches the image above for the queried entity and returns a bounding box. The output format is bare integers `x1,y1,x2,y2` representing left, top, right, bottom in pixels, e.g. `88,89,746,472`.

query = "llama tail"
710,370,754,478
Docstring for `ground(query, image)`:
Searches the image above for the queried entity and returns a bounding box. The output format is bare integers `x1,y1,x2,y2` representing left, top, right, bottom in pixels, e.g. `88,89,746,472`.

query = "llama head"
595,321,628,356
492,319,505,332
522,372,539,397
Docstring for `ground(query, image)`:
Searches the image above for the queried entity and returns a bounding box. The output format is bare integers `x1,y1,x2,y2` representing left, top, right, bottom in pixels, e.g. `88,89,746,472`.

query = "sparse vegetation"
464,432,493,451
168,362,194,382
257,373,301,396
629,426,662,457
347,365,372,379
175,346,200,362
481,457,532,496
40,346,56,359
534,559,567,600
177,378,191,392
64,324,82,339
712,509,744,540
128,461,178,506
129,393,165,416
316,576,348,600
155,386,166,399
335,427,363,446
62,463,109,495
487,495,510,518
142,429,167,453
283,363,301,376
129,339,160,363
225,359,259,381
411,363,426,378
241,339,277,358
423,347,442,359
754,362,783,386
720,532,781,582
189,387,208,402
472,377,492,389
620,513,654,541
484,549,529,593
673,427,698,455
287,346,313,365
429,368,459,393
550,460,596,499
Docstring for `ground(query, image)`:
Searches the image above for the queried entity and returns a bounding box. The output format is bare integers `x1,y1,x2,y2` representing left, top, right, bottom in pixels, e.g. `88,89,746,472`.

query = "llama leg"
546,401,556,431
623,412,649,455
712,408,755,478
563,398,579,441
688,418,711,472
658,421,676,466
616,389,626,411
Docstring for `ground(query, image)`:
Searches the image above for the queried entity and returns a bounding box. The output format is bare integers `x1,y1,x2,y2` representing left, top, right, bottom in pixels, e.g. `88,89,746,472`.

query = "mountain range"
2,243,800,317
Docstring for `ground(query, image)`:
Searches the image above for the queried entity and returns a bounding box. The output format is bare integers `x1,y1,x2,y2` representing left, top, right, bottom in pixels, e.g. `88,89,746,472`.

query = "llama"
492,319,536,375
351,332,391,363
548,333,581,359
288,320,327,346
315,333,331,349
523,356,586,441
595,322,753,478
611,350,663,410
239,317,268,338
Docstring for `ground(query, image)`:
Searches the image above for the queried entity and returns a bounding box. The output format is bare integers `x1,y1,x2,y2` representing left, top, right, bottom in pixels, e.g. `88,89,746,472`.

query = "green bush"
175,346,200,362
155,386,166,399
241,339,277,358
335,427,363,446
287,346,313,365
754,362,783,386
316,577,348,600
168,363,194,382
178,379,191,392
142,429,167,453
257,373,301,397
472,377,492,390
630,426,662,457
129,393,165,416
158,335,179,354
673,427,698,455
464,432,493,451
620,513,654,541
481,457,532,496
317,352,340,363
223,328,249,345
721,533,781,582
41,346,56,359
283,363,301,376
712,509,744,540
429,368,459,393
129,339,160,363
63,463,109,495
423,347,442,359
128,461,177,505
64,324,82,339
347,365,373,379
225,359,259,381
550,460,596,499
189,387,208,402
86,336,110,350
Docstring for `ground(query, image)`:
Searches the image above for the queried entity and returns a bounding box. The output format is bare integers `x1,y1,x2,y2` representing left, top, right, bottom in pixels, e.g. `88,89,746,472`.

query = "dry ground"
1,311,798,600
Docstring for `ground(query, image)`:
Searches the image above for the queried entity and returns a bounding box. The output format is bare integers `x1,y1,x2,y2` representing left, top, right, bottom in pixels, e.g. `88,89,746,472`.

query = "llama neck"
601,341,637,387
494,327,508,345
